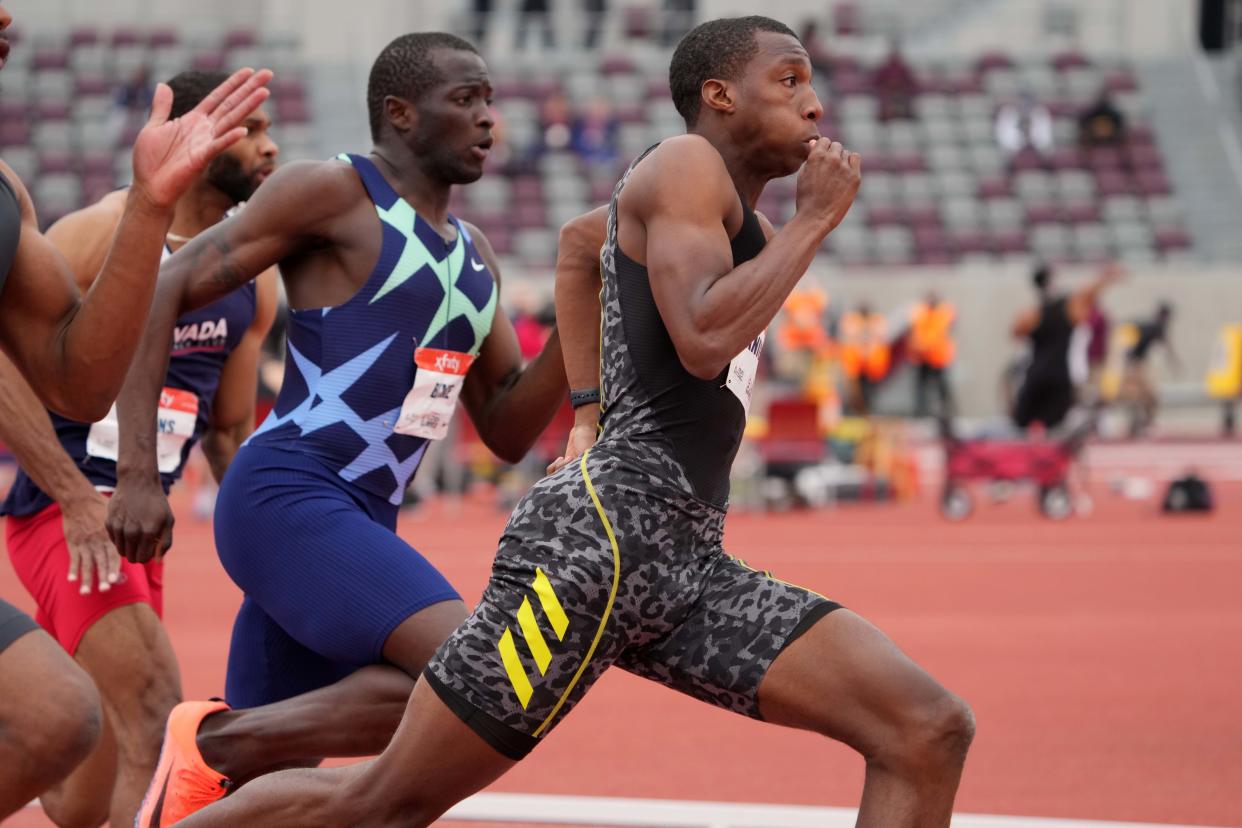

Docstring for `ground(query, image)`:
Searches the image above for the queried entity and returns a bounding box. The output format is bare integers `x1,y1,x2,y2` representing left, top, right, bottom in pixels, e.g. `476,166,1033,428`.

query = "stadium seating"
2,23,1192,265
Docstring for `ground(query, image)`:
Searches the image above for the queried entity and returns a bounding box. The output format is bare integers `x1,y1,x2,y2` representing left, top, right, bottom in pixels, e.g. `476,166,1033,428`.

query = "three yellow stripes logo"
497,567,570,709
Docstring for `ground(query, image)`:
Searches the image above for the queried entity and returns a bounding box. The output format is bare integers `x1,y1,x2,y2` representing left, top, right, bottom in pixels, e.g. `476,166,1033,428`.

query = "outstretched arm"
459,224,567,465
0,69,271,420
547,206,607,473
107,160,346,563
634,135,860,379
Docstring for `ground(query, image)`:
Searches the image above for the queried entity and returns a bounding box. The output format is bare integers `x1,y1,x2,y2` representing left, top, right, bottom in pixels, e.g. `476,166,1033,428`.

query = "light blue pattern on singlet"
245,153,498,505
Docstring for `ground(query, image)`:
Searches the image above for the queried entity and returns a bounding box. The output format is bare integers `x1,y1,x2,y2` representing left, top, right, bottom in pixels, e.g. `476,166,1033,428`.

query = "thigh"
215,470,460,669
424,459,632,760
224,596,357,709
617,553,839,718
74,602,181,724
6,504,157,654
757,609,960,755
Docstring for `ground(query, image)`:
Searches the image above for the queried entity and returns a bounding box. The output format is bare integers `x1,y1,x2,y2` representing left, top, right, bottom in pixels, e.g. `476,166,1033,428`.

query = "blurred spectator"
774,286,831,382
471,0,493,46
662,0,696,46
1011,263,1122,430
584,0,607,49
516,0,555,50
872,39,918,121
570,97,620,166
1078,91,1127,148
839,303,891,415
799,20,834,81
995,92,1054,161
511,289,556,361
1081,302,1110,406
540,91,574,154
1120,301,1178,436
115,64,155,113
908,292,956,419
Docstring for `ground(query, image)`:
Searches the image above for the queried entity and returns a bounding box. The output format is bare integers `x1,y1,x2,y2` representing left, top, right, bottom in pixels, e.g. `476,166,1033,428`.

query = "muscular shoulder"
623,135,735,219
45,189,129,288
243,159,369,229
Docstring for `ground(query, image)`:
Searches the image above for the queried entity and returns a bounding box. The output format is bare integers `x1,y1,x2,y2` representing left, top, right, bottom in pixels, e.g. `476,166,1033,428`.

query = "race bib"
725,332,764,414
86,387,200,474
393,347,476,440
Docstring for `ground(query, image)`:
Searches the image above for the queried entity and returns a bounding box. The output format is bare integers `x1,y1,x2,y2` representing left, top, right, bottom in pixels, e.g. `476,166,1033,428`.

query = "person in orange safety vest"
839,302,890,414
908,291,956,419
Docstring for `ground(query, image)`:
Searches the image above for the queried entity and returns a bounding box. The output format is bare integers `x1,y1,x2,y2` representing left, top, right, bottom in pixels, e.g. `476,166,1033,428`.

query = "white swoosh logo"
470,257,486,271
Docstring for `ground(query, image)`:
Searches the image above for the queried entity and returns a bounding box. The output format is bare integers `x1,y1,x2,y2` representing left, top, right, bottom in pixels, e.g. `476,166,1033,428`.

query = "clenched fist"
794,139,862,235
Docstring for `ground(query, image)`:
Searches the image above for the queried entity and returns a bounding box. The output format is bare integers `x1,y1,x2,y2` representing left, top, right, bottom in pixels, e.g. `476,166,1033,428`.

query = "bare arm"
546,206,608,473
108,160,346,562
0,70,272,421
200,268,279,483
634,136,860,379
1067,264,1124,325
0,350,123,593
459,224,567,464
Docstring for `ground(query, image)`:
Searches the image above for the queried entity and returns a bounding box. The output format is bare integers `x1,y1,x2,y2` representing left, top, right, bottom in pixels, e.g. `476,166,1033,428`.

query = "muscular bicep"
164,161,353,313
45,192,127,293
0,167,88,383
625,139,738,373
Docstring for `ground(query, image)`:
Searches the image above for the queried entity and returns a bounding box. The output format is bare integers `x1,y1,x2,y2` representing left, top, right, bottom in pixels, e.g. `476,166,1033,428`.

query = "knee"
878,692,975,774
30,671,103,781
45,793,109,828
108,661,181,759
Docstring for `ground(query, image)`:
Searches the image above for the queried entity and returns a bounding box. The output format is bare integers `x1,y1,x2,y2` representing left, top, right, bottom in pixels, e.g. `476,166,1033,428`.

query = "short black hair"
1032,264,1052,292
668,16,798,127
367,32,479,141
166,70,231,120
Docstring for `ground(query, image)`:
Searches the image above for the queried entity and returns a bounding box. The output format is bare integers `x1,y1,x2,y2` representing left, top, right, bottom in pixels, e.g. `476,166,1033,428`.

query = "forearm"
201,415,251,485
0,356,97,504
686,213,829,374
555,250,604,399
114,275,182,486
476,329,567,462
55,191,173,408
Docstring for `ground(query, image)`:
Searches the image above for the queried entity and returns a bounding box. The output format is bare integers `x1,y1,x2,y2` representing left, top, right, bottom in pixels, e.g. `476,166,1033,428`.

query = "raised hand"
131,67,274,209
795,139,862,235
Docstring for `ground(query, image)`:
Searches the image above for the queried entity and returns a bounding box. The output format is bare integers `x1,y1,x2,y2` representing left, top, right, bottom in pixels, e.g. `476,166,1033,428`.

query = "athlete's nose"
803,89,824,123
0,5,11,32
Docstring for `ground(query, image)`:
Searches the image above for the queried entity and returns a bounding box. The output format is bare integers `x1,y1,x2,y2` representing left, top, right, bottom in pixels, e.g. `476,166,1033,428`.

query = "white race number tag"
86,387,200,474
725,332,764,415
393,347,476,440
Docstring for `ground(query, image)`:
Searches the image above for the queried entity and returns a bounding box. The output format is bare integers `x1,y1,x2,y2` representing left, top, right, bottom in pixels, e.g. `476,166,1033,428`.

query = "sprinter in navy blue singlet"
110,36,571,820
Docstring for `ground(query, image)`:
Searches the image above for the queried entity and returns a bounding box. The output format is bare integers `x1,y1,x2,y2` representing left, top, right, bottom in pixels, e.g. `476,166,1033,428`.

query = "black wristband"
569,388,600,409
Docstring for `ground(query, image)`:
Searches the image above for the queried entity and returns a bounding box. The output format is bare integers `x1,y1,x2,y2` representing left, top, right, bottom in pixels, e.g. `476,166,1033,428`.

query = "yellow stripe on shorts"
498,627,534,709
533,568,569,641
532,449,621,738
516,597,552,675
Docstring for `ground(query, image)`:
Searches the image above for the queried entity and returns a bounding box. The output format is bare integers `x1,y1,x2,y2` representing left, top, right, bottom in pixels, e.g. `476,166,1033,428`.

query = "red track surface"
3,483,1240,826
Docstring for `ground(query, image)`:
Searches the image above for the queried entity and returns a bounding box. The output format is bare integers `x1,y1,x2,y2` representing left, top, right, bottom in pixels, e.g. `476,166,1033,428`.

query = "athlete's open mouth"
470,137,494,162
0,38,11,69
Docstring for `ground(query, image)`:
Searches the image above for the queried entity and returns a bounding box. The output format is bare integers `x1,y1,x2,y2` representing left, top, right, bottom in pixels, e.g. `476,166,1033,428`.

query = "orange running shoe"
135,700,232,828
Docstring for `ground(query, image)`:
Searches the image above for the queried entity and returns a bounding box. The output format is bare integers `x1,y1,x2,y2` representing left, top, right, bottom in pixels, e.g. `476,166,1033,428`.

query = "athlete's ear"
383,95,417,135
700,79,736,117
